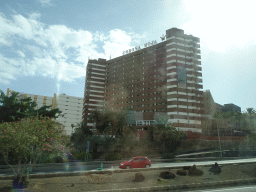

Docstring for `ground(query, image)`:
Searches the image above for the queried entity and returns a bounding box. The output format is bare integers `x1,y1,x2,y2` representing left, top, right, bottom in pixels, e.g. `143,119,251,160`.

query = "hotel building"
6,88,83,135
83,27,204,133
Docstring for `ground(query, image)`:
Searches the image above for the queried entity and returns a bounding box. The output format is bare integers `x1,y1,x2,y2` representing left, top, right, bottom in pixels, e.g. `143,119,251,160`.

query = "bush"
188,165,204,176
54,156,63,163
160,171,175,179
177,170,187,176
105,153,122,161
209,162,221,174
39,154,55,164
183,166,192,170
162,153,175,159
134,173,145,182
91,152,103,159
73,151,92,161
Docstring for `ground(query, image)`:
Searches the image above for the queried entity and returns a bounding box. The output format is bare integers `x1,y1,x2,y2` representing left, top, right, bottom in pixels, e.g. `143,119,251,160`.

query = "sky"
0,0,255,112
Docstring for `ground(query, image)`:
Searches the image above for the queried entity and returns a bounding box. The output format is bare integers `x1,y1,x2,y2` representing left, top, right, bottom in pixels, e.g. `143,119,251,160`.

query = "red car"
119,156,151,169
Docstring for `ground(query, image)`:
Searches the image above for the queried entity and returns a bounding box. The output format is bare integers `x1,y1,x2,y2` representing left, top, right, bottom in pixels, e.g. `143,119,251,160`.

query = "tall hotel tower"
83,28,204,133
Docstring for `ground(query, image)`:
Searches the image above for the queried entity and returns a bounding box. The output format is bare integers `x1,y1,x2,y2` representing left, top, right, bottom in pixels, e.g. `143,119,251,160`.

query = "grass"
157,180,169,184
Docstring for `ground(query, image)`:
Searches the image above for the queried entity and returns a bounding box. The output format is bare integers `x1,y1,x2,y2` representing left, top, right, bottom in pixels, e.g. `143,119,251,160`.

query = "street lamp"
217,123,222,158
214,113,222,158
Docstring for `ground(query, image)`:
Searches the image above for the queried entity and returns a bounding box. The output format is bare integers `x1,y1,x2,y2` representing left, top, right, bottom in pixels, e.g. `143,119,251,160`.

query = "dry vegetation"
1,163,256,192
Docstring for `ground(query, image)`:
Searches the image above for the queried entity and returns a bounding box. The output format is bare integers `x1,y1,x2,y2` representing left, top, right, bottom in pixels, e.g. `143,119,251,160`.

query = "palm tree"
150,123,182,153
226,111,235,135
88,109,112,133
244,108,256,133
246,108,256,114
234,112,242,132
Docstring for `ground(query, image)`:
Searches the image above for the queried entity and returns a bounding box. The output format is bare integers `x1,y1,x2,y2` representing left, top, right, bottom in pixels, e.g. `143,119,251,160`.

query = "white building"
6,88,83,136
7,88,54,111
54,93,83,135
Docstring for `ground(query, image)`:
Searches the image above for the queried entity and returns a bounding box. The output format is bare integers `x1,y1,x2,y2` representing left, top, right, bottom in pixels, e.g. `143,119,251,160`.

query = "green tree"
36,105,63,120
105,110,130,138
88,109,113,133
84,109,137,155
88,108,131,138
114,125,137,156
214,111,238,135
70,122,93,152
226,111,235,135
0,116,71,185
148,121,182,153
242,108,256,133
234,112,243,131
0,89,62,123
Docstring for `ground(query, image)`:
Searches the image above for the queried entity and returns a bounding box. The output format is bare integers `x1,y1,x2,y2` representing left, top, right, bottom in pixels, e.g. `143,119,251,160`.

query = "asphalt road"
181,185,256,192
1,158,256,176
0,163,117,176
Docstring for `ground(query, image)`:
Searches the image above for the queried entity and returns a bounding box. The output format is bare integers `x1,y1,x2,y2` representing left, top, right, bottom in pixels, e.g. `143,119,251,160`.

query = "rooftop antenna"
110,54,112,60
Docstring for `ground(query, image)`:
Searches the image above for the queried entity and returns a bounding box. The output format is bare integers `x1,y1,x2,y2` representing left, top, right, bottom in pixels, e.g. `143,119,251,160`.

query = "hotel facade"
6,89,83,135
83,27,204,133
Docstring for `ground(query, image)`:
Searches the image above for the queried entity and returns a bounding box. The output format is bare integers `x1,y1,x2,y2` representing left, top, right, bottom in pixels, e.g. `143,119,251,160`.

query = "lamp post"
217,123,222,158
214,113,222,158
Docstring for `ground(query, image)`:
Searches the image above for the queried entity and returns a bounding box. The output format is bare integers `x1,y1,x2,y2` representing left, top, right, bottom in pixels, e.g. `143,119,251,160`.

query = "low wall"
177,139,242,151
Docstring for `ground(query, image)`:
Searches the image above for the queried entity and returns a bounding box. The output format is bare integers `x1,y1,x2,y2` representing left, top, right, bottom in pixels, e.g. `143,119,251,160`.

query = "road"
179,185,256,192
1,158,256,176
0,163,117,176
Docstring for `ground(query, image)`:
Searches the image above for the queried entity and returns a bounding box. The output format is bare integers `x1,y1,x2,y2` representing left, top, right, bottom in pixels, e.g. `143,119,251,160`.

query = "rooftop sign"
122,40,157,55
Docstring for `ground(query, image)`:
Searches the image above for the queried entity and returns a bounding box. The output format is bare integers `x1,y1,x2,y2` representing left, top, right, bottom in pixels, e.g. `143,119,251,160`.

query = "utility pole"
217,123,222,158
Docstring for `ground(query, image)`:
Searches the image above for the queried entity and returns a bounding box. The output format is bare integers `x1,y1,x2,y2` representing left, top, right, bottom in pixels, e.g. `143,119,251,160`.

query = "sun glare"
182,0,256,52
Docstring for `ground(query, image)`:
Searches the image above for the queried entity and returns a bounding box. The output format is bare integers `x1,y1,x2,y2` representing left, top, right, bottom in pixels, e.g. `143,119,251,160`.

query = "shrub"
54,156,63,163
176,170,187,176
73,151,92,161
159,171,175,179
105,153,122,161
39,154,55,164
134,173,145,182
183,166,192,170
162,153,175,159
209,162,221,174
188,165,204,176
91,152,103,159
